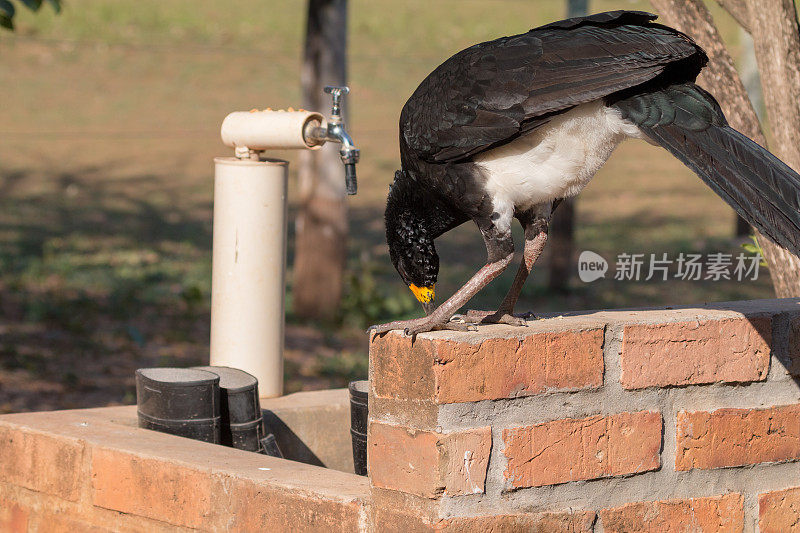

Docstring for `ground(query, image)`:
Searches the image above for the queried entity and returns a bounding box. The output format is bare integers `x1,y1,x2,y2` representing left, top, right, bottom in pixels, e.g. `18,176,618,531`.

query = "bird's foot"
367,316,477,337
463,309,537,326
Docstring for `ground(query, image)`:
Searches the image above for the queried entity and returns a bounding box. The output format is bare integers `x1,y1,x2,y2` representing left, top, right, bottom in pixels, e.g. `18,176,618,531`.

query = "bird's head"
385,171,439,315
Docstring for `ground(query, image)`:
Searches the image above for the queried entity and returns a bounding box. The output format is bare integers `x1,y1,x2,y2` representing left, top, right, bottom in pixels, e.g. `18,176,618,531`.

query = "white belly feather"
473,100,645,233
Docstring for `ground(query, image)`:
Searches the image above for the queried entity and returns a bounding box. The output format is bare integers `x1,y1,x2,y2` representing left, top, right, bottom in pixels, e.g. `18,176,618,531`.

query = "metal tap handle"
323,86,349,118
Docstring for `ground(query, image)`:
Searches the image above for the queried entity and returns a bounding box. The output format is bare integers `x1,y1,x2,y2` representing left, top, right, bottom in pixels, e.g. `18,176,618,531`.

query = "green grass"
0,0,775,412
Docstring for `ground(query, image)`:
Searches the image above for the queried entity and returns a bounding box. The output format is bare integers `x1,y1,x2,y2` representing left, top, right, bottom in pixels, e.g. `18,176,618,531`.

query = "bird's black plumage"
400,10,703,164
372,10,800,336
384,170,466,288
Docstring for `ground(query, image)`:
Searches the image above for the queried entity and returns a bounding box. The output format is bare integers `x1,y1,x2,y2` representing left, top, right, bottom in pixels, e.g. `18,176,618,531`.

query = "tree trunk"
736,28,762,237
715,0,751,32
743,0,800,296
650,0,800,297
293,0,349,320
548,198,575,292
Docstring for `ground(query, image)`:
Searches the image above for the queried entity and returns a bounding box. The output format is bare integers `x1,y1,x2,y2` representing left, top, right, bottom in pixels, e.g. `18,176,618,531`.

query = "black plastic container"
349,380,369,476
193,366,264,452
136,368,221,443
259,433,283,458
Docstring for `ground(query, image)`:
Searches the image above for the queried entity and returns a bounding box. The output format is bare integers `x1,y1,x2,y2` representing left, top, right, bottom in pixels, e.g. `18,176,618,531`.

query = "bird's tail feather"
614,83,800,257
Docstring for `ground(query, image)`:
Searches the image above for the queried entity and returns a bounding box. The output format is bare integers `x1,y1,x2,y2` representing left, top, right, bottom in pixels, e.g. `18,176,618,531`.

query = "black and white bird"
369,10,800,336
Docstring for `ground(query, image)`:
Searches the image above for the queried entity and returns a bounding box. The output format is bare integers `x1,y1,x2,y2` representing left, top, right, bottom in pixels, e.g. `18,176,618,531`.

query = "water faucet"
304,86,360,195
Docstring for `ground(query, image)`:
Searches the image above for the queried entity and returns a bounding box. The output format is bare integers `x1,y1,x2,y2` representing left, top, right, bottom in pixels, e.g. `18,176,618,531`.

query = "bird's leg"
465,213,549,326
369,230,514,336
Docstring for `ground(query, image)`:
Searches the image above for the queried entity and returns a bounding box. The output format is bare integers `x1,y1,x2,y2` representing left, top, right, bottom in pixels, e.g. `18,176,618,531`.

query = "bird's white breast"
473,100,644,232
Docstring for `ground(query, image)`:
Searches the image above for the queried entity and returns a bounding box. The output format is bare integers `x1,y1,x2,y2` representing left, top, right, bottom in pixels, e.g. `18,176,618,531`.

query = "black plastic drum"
349,380,369,476
136,368,221,443
193,366,265,452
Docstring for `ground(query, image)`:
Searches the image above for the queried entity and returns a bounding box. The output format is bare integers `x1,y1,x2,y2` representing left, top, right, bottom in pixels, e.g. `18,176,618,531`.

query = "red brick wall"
0,405,371,533
368,299,800,532
3,299,800,532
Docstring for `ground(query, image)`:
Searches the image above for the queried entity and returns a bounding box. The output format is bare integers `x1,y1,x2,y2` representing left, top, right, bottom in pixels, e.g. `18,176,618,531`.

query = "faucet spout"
303,86,360,195
333,127,359,195
328,124,360,195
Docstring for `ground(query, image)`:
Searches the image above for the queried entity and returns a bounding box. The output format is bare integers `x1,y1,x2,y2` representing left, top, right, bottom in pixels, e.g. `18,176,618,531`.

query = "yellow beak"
409,283,435,303
410,284,436,315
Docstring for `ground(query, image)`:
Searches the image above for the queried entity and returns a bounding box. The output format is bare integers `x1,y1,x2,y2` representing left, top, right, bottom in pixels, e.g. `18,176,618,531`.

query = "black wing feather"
401,11,705,163
614,83,800,257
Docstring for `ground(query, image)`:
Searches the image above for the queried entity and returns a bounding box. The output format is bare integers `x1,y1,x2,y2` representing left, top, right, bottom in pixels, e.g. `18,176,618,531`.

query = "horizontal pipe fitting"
220,110,326,152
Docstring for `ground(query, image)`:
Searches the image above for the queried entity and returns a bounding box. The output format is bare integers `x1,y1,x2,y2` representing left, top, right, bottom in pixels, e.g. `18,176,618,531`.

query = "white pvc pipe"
210,157,287,398
220,110,325,151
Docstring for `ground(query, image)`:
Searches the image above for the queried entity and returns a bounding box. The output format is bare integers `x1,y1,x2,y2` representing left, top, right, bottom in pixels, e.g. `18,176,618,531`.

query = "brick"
621,317,771,389
369,422,492,498
503,411,661,489
676,405,800,470
91,448,213,528
373,510,437,533
599,493,744,532
370,487,440,533
0,425,85,501
369,422,442,498
434,328,604,403
217,475,364,533
373,508,595,533
0,499,29,533
371,333,437,401
371,327,604,404
439,427,492,496
759,486,800,533
439,511,596,532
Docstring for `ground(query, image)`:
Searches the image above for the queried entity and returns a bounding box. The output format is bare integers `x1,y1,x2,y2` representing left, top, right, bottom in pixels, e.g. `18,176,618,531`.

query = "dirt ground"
0,0,774,413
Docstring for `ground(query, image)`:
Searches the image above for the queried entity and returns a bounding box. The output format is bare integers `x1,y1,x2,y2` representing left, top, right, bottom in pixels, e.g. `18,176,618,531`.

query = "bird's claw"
369,311,536,336
403,319,476,335
463,309,537,326
445,318,478,332
368,316,477,337
366,323,398,336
